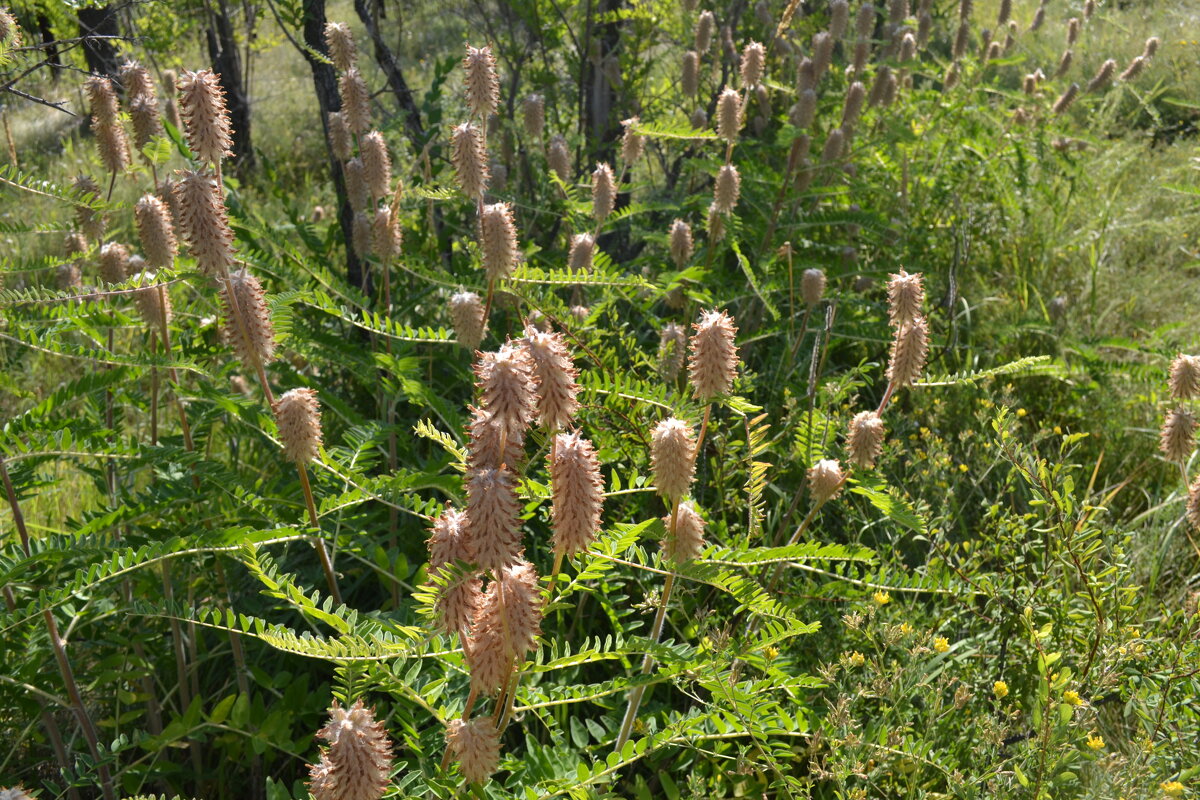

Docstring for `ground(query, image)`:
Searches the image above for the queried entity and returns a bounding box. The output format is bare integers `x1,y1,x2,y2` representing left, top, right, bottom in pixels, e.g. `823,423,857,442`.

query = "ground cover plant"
0,0,1198,798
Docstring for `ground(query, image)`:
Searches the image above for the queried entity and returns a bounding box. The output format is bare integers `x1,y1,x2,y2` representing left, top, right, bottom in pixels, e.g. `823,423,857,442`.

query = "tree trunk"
77,6,121,79
37,14,63,80
352,0,426,150
206,0,254,170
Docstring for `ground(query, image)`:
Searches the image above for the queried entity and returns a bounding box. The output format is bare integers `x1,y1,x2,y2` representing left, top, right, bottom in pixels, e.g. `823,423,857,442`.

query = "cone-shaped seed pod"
370,206,402,262
360,131,391,200
663,500,706,563
695,9,714,52
132,271,173,331
548,134,571,181
1143,36,1160,59
847,410,885,468
567,232,595,273
886,315,929,386
324,22,357,72
713,164,741,214
1086,58,1116,92
452,122,489,201
886,269,924,325
445,718,500,785
1169,355,1200,400
351,212,371,259
339,68,372,134
475,342,536,432
328,111,352,162
651,417,697,501
669,219,693,268
740,41,766,88
689,309,738,401
177,70,232,165
801,268,826,306
1030,4,1045,30
134,194,178,269
522,327,580,430
1160,407,1197,463
98,242,129,285
830,0,850,40
463,45,500,118
468,405,526,472
479,202,518,282
808,458,845,501
682,51,700,97
72,175,106,242
842,81,866,128
221,267,276,372
176,169,235,278
658,322,688,380
620,117,644,166
1052,83,1080,115
1187,477,1200,530
522,94,545,140
427,506,482,634
344,157,369,212
1119,56,1146,82
310,700,393,800
592,162,616,224
812,31,834,83
274,387,322,464
450,291,486,350
716,87,742,144
465,466,523,572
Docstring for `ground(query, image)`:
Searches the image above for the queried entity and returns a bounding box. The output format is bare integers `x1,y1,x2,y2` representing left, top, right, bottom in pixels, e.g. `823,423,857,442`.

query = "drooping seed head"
360,131,392,200
620,117,644,165
98,242,129,285
847,410,885,468
548,134,571,181
695,10,714,52
1086,58,1116,93
801,268,826,306
324,22,357,72
479,202,518,282
450,291,486,350
740,40,766,87
370,206,402,262
176,169,235,278
689,309,738,401
339,68,372,134
134,194,178,269
344,157,369,211
445,718,500,785
1052,83,1080,115
886,315,929,386
522,327,580,431
465,466,524,572
713,164,741,214
221,267,276,373
886,269,924,325
592,162,616,223
808,458,845,501
1160,407,1197,463
463,45,500,118
310,700,393,800
451,122,489,201
274,387,322,465
658,322,688,380
669,219,693,268
716,87,743,144
651,417,697,501
72,175,106,242
178,70,233,165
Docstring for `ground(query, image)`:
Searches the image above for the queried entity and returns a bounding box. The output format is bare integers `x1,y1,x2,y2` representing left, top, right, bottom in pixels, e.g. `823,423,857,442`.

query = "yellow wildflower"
933,636,950,653
873,590,891,606
993,680,1009,699
1064,690,1084,706
1086,733,1105,750
1161,781,1185,798
848,651,866,667
899,622,913,635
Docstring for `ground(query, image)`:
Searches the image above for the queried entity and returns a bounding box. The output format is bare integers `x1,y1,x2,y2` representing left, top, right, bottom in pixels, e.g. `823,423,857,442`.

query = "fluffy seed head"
1052,83,1080,115
1030,4,1045,30
129,94,164,153
808,459,845,501
132,272,173,332
85,75,119,125
740,41,766,88
475,342,536,432
792,88,818,128
275,387,322,465
135,194,178,269
1086,58,1116,92
801,268,826,306
669,219,693,268
1067,17,1079,45
682,51,700,97
445,718,499,784
463,45,500,118
468,405,526,473
352,212,371,258
812,32,834,83
869,66,892,107
707,201,726,242
360,131,392,200
98,242,129,285
452,122,489,201
1169,355,1200,400
427,506,481,633
310,700,393,800
522,328,580,430
821,127,845,166
651,417,697,501
176,169,234,277
324,22,357,72
1187,477,1200,531
450,291,486,350
713,164,741,214
1160,407,1197,463
661,500,705,564
887,269,924,325
479,202,518,282
1119,56,1146,82
830,0,850,40
695,10,714,52
327,112,352,162
689,309,738,401
339,68,372,134
465,466,524,572
886,315,929,386
658,322,688,380
847,411,885,468
548,432,604,557
371,206,402,262
592,162,616,223
1143,36,1160,59
842,81,866,127
621,117,644,165
221,268,276,373
518,94,545,141
344,157,369,211
716,87,743,144
178,70,232,165
568,233,595,273
72,175,106,242
86,77,130,174
548,134,571,181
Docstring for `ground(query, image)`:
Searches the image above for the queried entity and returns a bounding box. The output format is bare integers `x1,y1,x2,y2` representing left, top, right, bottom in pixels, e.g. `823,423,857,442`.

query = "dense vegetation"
0,0,1197,798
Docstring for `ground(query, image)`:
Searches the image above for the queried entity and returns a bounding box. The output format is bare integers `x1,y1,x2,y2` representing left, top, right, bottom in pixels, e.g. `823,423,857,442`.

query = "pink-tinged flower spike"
669,219,693,268
689,309,739,401
177,69,233,165
886,269,924,326
713,164,740,214
801,268,826,306
445,717,500,784
463,45,500,119
465,466,524,572
220,267,276,374
568,233,594,273
474,342,536,433
134,194,178,269
324,22,357,72
549,432,604,557
339,68,372,134
522,327,580,431
658,322,687,380
452,122,489,201
467,405,526,472
847,411,885,468
479,202,518,282
449,291,486,351
1187,476,1200,530
427,506,481,634
309,700,394,800
651,417,696,502
886,315,929,387
175,169,235,278
85,76,130,175
275,388,322,465
98,242,129,285
662,500,705,564
548,134,571,181
592,162,616,224
522,94,544,139
716,87,743,144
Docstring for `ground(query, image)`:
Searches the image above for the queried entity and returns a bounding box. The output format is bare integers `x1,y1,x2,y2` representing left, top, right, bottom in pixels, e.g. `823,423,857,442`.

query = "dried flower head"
478,202,518,282
801,268,826,306
370,206,402,262
842,81,866,127
465,466,524,572
1143,36,1160,59
450,291,486,350
592,162,616,224
808,458,845,501
821,127,845,167
134,194,178,269
84,75,119,125
129,94,163,155
452,122,489,201
468,404,526,474
621,117,645,165
659,322,688,380
567,232,595,273
176,169,234,277
1187,477,1200,530
351,211,371,259
324,22,357,72
689,309,738,401
86,76,130,175
682,51,700,97
847,410,885,468
792,88,818,128
464,45,500,118
1052,82,1080,115
887,269,924,325
1160,407,1197,463
830,0,851,40
360,131,392,200
1030,4,1045,30
706,201,726,242
221,267,276,372
344,157,369,212
310,700,393,800
886,315,929,386
177,70,232,165
1119,55,1146,82
445,718,500,784
548,134,571,181
275,387,322,465
714,163,741,214
668,219,693,268
651,417,697,501
717,87,743,144
339,68,372,134
695,10,715,52
522,328,580,430
690,107,709,130
98,242,129,285
132,272,173,331
1086,58,1116,92
72,175,106,242
1067,17,1079,45
812,31,835,83
1169,354,1200,400
427,506,481,633
663,500,706,564
522,94,545,139
740,41,766,87
548,432,604,557
475,342,536,432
